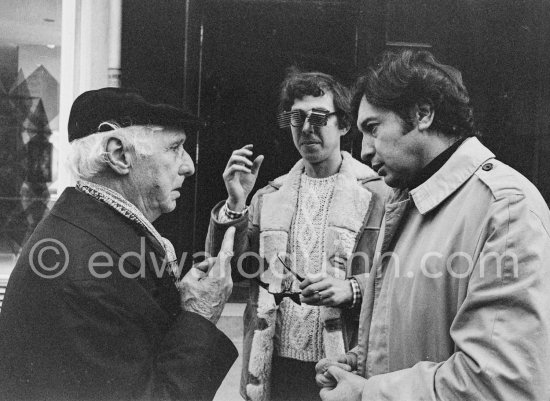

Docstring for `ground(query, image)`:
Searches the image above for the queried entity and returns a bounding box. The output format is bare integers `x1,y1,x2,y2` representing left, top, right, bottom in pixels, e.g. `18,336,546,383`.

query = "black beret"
67,87,203,142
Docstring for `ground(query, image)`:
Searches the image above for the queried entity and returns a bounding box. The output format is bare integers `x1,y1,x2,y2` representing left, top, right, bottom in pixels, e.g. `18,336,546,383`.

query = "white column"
57,0,122,194
108,0,123,88
56,0,79,193
78,0,110,91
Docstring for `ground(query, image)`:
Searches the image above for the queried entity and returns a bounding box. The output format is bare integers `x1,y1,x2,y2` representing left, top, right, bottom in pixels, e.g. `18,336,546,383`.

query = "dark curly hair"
279,70,352,130
352,50,475,138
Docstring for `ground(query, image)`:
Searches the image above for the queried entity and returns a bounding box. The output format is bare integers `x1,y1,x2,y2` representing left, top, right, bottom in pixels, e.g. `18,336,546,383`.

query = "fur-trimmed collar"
268,151,378,189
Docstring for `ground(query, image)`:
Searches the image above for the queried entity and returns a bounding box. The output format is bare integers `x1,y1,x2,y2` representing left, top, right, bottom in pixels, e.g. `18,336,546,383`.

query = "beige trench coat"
354,137,550,400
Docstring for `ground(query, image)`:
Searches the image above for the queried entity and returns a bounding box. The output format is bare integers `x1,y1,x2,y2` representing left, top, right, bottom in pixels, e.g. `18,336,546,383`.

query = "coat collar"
268,151,378,189
50,188,166,260
261,151,378,233
409,137,495,215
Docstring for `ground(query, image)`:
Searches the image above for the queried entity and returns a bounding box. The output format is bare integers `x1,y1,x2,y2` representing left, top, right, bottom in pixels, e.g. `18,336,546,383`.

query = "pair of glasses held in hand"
255,255,303,305
277,108,338,129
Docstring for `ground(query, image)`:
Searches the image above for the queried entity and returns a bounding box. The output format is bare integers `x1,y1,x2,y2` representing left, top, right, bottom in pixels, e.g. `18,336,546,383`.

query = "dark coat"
0,188,237,401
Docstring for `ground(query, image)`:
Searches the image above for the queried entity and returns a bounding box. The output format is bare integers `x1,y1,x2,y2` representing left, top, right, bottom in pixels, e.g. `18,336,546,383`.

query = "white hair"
68,123,159,180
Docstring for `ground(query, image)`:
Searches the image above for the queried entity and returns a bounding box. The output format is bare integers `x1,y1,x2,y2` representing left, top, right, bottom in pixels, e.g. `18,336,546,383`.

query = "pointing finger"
192,257,216,274
209,227,235,279
219,226,235,256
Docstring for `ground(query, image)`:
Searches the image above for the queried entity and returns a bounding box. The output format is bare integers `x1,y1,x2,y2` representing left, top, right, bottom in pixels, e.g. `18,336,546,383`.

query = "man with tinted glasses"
206,71,388,401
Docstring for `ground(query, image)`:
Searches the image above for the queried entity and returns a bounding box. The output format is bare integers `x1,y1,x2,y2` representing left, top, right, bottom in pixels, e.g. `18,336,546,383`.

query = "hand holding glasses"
255,255,304,305
277,108,338,129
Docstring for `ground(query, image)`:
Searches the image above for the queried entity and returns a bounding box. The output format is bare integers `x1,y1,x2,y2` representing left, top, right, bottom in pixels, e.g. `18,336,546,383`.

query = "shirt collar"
409,137,495,214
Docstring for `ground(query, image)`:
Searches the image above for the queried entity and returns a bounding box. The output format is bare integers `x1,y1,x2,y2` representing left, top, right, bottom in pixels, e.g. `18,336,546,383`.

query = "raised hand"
223,144,264,211
178,227,235,324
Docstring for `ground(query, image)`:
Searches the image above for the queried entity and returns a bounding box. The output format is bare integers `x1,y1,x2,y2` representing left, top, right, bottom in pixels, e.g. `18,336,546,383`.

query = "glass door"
0,0,62,307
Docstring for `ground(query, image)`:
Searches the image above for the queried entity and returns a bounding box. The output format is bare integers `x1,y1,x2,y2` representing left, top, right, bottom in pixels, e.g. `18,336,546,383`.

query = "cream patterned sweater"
275,173,338,361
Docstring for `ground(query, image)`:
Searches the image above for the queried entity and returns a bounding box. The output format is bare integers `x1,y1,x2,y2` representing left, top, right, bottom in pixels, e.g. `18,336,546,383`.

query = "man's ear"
339,124,351,137
338,118,352,137
105,137,131,175
416,102,434,131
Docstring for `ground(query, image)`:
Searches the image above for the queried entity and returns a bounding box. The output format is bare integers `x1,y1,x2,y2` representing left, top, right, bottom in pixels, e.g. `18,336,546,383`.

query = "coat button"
482,163,493,171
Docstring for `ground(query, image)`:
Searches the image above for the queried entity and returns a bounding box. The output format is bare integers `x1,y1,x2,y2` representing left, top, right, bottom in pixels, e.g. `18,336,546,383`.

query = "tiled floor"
213,303,246,401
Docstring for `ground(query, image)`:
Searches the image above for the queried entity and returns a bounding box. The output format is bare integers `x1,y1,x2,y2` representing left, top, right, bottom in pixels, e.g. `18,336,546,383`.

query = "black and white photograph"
1,1,549,400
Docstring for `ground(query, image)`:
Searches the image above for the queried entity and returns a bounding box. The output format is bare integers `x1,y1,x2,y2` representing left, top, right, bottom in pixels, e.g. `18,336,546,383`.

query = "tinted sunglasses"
277,108,338,129
255,255,303,305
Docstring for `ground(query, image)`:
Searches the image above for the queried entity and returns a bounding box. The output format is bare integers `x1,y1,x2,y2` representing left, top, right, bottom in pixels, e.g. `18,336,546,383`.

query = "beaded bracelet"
223,201,248,219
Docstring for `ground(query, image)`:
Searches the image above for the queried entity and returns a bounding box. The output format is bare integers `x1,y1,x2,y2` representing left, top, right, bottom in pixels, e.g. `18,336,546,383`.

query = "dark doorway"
122,0,364,300
194,0,362,300
195,0,361,249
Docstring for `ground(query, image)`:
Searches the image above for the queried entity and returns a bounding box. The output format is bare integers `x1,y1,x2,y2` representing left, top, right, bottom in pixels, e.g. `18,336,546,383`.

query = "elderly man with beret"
0,88,237,401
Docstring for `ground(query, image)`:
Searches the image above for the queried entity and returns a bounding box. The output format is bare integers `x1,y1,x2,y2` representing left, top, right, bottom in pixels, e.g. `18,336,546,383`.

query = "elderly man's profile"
0,88,238,401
